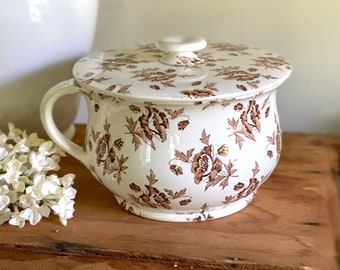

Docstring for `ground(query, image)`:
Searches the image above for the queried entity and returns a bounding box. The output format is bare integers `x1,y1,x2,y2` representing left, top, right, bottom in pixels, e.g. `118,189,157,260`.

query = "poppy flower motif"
125,103,190,150
191,146,223,185
170,130,237,191
228,93,272,149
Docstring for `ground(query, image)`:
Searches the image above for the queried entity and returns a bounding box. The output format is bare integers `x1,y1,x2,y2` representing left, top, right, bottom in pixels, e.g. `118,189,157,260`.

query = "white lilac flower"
6,189,18,204
59,174,76,188
25,132,45,148
0,145,7,160
0,195,10,211
0,133,7,146
29,174,61,200
1,158,22,185
39,140,65,156
18,193,37,208
63,186,77,200
0,123,76,228
18,204,51,226
0,208,12,225
8,210,26,228
30,152,61,173
7,123,24,142
0,184,9,195
51,196,75,226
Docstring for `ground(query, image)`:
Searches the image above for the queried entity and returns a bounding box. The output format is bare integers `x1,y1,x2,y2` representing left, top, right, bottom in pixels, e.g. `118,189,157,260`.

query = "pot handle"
40,79,89,168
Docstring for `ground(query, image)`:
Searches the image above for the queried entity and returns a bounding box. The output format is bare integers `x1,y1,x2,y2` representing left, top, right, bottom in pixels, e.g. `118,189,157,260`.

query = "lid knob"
157,36,207,66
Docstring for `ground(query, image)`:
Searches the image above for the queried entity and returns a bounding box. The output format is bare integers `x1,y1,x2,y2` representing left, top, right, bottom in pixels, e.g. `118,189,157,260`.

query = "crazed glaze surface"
41,38,291,222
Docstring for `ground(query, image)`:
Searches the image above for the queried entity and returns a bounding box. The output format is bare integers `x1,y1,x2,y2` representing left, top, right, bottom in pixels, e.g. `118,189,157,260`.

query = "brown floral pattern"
74,41,289,220
223,161,261,204
97,52,151,72
180,82,218,98
196,98,235,110
130,67,177,90
128,169,192,209
74,42,291,99
228,94,271,149
79,88,126,113
170,130,238,191
88,119,129,183
197,51,228,67
252,55,291,71
125,103,189,150
266,113,282,160
212,66,277,90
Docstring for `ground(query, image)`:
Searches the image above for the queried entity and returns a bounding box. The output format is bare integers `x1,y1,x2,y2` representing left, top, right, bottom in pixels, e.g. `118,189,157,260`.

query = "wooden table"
0,125,339,270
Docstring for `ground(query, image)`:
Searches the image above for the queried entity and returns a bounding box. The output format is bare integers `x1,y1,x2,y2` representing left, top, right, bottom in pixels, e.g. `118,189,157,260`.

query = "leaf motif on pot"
180,82,218,98
212,65,279,90
181,89,216,98
81,76,110,85
89,119,129,183
129,183,141,192
177,120,189,131
130,67,177,90
201,202,209,210
199,129,210,145
265,107,270,118
252,55,291,71
201,98,235,110
234,103,243,111
265,112,282,160
267,150,273,158
274,113,282,155
222,161,262,205
96,53,150,72
164,108,185,119
174,148,195,163
236,85,247,91
129,105,141,113
117,84,132,94
233,182,244,191
196,51,229,67
169,164,183,176
150,84,161,90
179,199,192,206
192,81,202,86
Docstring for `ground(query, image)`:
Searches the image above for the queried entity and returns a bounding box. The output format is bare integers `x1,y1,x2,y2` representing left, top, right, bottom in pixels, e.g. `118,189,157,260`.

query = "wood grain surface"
0,126,339,270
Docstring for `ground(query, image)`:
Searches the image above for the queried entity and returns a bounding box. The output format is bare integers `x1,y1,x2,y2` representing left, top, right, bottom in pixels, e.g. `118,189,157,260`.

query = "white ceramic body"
41,80,282,222
0,0,98,136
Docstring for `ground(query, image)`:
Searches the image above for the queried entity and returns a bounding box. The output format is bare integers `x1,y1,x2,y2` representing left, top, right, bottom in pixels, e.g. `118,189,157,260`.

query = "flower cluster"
0,123,76,228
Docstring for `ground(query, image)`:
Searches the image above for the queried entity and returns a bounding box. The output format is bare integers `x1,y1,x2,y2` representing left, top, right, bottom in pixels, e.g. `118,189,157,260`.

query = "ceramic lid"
73,36,291,102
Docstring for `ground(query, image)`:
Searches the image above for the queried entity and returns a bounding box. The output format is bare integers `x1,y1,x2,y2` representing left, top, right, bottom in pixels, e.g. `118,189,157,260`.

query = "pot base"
114,192,256,222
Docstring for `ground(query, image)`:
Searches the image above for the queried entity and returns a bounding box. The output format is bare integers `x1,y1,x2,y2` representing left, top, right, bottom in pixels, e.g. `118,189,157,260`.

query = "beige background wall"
75,0,340,134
